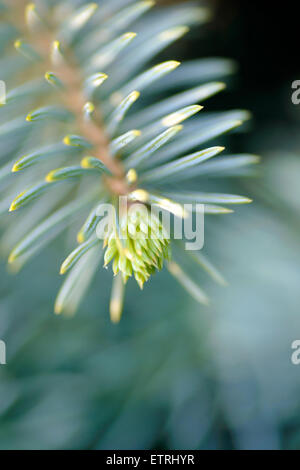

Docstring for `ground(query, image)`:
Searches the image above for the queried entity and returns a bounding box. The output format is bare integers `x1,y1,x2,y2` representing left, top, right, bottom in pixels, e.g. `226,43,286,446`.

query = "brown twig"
11,1,129,192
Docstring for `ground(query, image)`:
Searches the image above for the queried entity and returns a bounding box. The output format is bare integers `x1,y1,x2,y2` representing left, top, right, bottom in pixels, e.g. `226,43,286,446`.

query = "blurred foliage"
1,153,300,450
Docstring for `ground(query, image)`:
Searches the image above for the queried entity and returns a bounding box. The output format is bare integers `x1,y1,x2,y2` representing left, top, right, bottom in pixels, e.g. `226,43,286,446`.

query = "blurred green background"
1,0,300,450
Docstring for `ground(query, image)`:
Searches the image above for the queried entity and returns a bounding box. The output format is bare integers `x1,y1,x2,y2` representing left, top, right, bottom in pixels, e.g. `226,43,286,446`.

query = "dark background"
203,0,300,154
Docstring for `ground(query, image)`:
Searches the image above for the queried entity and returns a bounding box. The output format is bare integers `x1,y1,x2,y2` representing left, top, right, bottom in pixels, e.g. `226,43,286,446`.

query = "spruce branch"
0,0,258,321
